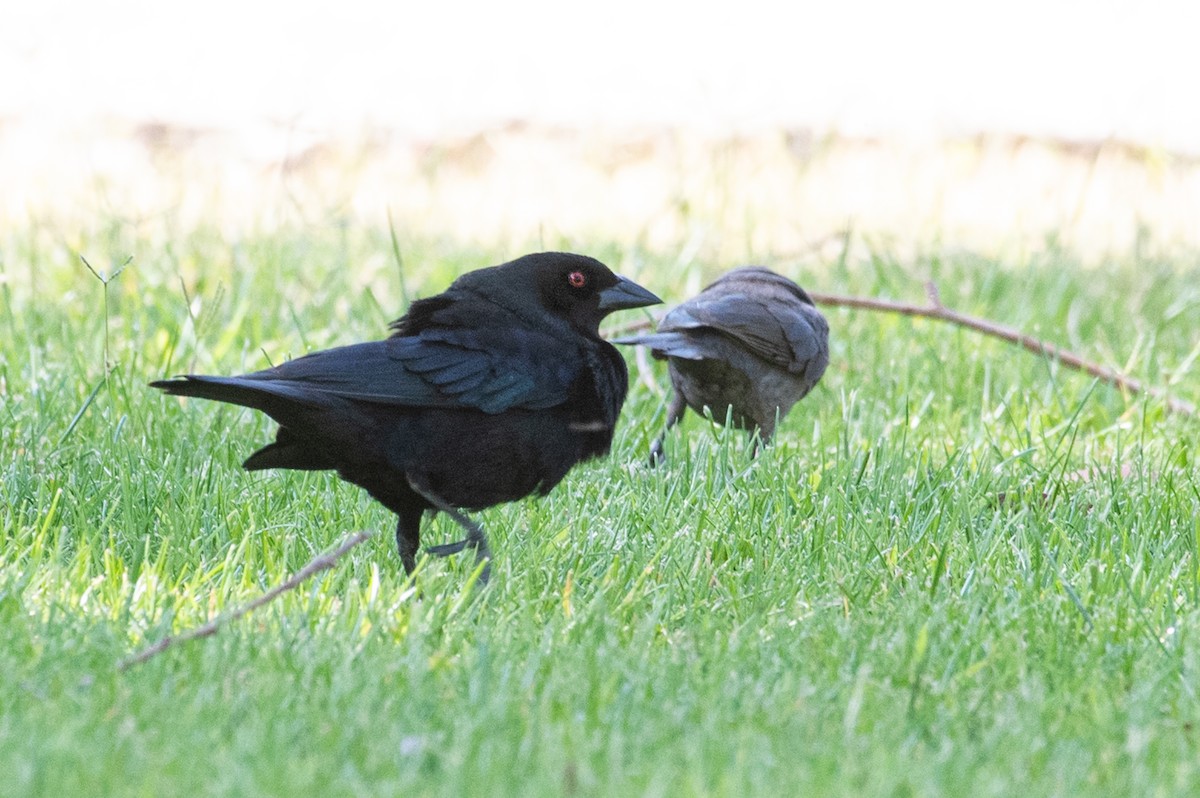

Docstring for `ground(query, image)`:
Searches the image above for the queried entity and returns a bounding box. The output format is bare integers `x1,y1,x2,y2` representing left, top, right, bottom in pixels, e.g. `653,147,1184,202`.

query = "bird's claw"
425,538,471,557
648,439,665,468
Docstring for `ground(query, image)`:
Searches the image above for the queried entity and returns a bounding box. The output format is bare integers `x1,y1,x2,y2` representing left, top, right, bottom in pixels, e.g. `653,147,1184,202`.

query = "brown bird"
616,267,829,462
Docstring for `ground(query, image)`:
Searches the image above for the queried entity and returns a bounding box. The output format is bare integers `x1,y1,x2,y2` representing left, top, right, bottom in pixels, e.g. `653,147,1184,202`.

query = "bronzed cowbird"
152,252,661,582
617,266,828,462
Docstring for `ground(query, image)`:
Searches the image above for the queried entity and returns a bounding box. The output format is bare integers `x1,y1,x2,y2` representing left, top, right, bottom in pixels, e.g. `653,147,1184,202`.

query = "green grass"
2,225,1199,796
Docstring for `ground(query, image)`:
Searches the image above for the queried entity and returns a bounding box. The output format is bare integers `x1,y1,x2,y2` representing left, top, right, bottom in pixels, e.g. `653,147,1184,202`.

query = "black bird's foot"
425,538,472,557
406,472,493,585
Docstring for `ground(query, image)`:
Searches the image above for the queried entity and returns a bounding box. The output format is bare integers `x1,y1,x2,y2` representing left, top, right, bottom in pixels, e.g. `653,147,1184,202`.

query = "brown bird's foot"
749,425,774,458
648,391,686,467
406,472,493,585
648,434,667,467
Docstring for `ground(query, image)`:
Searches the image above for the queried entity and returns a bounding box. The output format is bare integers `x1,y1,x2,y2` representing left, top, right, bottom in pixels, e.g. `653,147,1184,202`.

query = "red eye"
567,270,587,288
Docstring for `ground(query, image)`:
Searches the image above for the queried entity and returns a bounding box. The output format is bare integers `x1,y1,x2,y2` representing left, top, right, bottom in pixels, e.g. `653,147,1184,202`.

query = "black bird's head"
460,252,661,335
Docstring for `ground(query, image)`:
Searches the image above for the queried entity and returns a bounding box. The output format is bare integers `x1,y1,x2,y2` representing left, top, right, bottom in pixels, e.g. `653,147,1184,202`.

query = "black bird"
152,252,661,582
616,266,828,462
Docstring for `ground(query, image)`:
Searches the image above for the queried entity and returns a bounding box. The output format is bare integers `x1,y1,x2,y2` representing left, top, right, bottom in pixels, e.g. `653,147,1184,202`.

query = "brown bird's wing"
656,294,825,373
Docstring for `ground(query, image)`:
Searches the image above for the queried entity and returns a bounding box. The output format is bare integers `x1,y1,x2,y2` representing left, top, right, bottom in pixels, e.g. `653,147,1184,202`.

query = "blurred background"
3,0,1199,261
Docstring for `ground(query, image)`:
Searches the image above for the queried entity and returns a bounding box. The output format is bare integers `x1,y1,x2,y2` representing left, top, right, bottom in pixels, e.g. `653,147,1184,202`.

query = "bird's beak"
597,276,662,311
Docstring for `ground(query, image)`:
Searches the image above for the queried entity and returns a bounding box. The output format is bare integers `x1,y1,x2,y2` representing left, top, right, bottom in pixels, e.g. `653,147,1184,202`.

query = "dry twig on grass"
118,530,375,670
808,282,1195,416
608,282,1195,417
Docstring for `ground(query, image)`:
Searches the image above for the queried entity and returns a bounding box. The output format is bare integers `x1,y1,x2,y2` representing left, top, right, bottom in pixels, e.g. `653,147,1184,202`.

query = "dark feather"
151,251,661,581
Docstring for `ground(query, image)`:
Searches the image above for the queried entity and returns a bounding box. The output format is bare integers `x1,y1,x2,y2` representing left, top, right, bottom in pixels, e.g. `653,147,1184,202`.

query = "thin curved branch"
119,530,375,670
607,285,1195,416
807,283,1195,416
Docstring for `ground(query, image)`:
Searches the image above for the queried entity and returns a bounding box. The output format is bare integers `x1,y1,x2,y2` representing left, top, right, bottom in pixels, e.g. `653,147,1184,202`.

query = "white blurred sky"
3,0,1199,148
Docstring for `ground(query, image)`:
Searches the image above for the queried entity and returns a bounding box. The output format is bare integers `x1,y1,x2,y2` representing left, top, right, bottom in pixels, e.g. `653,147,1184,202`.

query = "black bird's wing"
258,330,579,413
153,328,582,418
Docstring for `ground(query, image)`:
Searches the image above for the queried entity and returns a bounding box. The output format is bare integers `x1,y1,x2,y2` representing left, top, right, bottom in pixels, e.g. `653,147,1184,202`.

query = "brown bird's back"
617,267,829,461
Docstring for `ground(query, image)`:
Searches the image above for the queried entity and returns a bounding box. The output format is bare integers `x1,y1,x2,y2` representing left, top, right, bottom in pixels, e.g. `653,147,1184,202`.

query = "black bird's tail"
151,376,339,472
150,375,303,415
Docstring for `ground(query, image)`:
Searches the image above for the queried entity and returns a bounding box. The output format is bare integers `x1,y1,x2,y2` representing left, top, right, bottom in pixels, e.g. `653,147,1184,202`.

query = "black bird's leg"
406,472,493,584
649,390,688,467
395,502,423,575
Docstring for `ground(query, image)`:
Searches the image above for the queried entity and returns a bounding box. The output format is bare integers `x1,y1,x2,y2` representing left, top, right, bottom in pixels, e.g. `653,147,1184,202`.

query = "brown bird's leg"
406,472,492,584
649,390,688,467
748,417,777,453
748,414,777,458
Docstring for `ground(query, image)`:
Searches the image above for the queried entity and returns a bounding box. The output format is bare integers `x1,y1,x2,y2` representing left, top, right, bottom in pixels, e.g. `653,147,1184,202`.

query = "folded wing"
653,293,826,373
152,328,581,417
